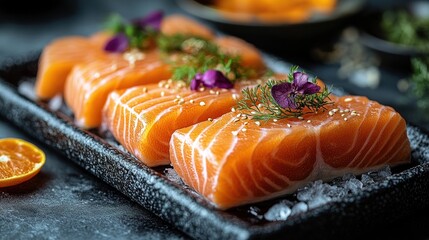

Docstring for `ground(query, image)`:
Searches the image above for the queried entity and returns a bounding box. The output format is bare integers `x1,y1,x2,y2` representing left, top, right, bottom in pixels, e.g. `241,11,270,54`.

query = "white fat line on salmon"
198,116,235,193
348,104,381,166
356,108,395,167
183,124,201,190
209,115,242,192
366,116,405,167
246,131,272,196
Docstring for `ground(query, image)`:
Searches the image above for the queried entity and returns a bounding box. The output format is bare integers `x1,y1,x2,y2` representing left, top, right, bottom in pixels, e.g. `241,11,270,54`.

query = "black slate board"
1,55,429,240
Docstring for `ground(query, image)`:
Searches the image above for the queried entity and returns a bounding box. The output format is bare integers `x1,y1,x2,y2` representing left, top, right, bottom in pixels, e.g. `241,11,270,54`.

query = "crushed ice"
262,166,392,221
164,168,184,185
17,80,37,101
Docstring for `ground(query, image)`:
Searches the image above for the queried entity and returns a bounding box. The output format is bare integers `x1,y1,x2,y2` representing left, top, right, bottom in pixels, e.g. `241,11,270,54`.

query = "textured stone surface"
0,119,187,240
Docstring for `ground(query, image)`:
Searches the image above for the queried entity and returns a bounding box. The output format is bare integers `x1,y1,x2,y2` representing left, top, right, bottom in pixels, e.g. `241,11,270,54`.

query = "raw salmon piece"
64,50,171,128
170,95,411,209
103,81,251,167
215,36,265,71
161,15,215,40
35,32,112,100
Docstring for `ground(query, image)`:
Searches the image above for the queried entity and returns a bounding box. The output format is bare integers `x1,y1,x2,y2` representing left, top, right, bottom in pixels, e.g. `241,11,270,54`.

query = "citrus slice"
0,138,46,187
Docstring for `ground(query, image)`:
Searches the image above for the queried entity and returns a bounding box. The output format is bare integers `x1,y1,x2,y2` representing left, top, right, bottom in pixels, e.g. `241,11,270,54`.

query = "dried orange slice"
0,138,45,187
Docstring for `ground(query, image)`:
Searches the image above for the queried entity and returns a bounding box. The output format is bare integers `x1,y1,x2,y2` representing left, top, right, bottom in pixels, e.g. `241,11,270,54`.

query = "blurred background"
1,0,428,239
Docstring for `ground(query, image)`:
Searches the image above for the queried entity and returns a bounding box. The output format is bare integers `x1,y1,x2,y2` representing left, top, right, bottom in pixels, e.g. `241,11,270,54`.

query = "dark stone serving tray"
1,54,428,240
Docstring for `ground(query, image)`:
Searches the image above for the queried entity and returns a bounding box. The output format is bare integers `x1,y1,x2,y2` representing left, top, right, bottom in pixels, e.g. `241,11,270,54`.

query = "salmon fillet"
103,81,256,166
35,32,111,100
214,36,265,71
64,50,171,128
161,15,215,39
170,95,411,209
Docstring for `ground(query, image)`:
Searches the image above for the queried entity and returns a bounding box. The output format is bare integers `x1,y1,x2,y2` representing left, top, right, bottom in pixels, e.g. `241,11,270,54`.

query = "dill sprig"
411,57,429,113
237,67,332,120
158,34,253,84
381,10,429,51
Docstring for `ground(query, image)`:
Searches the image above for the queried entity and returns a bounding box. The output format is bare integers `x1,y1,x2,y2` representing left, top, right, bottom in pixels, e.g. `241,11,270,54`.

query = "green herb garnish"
381,10,429,51
238,66,332,120
411,57,429,112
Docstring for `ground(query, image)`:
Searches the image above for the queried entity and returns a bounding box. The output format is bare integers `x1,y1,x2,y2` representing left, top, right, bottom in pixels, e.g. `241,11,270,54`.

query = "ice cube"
264,202,291,221
248,206,263,219
290,202,308,216
17,80,37,101
307,196,331,209
344,178,363,194
48,95,63,111
361,174,375,186
164,168,183,185
378,166,392,178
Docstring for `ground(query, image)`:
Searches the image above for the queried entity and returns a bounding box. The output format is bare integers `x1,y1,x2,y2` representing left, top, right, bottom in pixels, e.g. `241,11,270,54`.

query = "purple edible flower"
104,33,129,53
132,10,164,30
271,72,320,109
190,73,203,90
190,70,233,90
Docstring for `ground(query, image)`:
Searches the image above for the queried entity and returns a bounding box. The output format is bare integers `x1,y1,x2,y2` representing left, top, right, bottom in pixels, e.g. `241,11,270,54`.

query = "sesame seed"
199,87,205,92
340,110,344,113
208,118,213,122
178,99,185,104
307,120,311,123
142,87,148,93
164,84,170,89
257,103,264,108
190,99,195,104
332,109,339,113
167,79,173,84
255,121,261,126
273,119,278,122
231,107,236,112
158,81,165,87
344,97,353,102
328,111,334,116
160,91,165,97
241,116,248,120
241,128,247,132
199,101,206,106
357,113,361,116
111,64,118,71
344,109,350,113
173,98,179,103
341,113,346,117
344,117,348,121
236,113,242,118
232,131,239,136
351,112,357,116
244,122,248,125
287,123,291,128
176,95,181,99
298,116,304,120
232,93,239,100
216,91,220,95
233,118,240,123
250,111,257,115
209,90,216,94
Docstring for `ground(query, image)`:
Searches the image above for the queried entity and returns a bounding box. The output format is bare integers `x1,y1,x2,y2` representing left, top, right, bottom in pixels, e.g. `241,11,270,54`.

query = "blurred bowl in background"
359,1,429,69
177,0,366,54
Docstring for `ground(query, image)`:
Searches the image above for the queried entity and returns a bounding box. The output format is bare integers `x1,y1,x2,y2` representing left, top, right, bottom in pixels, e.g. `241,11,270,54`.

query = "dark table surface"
1,0,429,239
